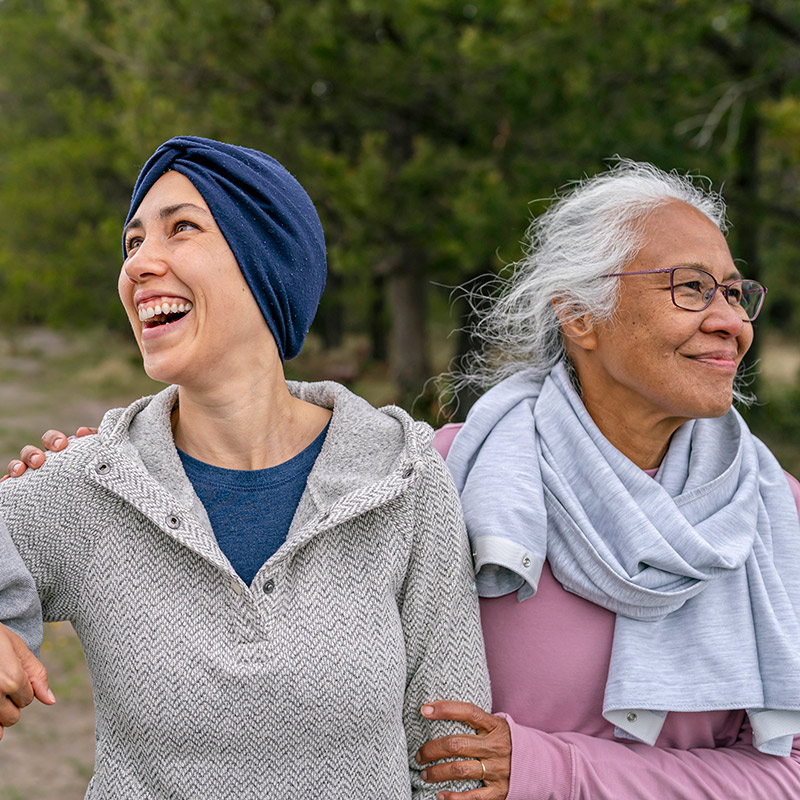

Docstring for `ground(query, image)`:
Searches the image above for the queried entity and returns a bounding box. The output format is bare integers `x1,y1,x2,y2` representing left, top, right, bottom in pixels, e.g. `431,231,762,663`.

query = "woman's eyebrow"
158,202,209,219
123,203,210,237
676,261,743,280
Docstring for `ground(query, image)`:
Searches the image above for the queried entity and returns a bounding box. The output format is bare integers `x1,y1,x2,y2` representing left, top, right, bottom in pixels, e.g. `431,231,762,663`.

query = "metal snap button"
96,463,110,474
166,515,181,529
263,579,275,594
401,465,413,478
627,712,637,723
522,556,531,569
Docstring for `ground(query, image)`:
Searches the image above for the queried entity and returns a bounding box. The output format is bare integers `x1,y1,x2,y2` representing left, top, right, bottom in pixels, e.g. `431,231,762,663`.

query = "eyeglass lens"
671,267,765,320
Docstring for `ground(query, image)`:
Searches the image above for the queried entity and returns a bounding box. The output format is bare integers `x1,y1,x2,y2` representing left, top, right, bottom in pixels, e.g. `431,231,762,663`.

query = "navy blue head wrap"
124,136,327,361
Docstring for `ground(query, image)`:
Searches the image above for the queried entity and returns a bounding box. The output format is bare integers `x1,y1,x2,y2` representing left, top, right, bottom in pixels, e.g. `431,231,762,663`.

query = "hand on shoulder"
2,428,97,481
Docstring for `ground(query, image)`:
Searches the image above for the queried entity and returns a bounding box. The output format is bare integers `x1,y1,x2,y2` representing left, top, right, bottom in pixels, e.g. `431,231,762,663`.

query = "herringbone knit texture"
0,381,490,799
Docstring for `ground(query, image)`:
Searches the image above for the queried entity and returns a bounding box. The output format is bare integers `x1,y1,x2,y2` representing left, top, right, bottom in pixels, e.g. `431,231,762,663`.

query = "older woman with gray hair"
416,161,800,798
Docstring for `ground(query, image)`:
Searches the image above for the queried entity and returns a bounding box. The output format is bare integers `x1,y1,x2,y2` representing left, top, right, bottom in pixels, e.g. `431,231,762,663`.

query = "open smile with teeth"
137,297,193,328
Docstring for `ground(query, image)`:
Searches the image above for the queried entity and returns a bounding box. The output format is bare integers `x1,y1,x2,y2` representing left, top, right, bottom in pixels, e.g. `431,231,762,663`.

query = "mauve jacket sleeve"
504,717,800,800
0,515,42,654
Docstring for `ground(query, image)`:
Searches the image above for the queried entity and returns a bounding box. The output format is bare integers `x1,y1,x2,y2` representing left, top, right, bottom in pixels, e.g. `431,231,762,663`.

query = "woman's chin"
141,357,185,387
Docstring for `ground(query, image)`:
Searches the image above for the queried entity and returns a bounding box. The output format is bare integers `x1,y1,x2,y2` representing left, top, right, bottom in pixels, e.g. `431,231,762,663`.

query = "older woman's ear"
551,300,599,353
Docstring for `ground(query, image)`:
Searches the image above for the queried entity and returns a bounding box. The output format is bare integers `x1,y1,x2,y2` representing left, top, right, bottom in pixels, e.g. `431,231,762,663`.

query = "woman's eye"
676,281,703,294
125,236,142,253
727,287,743,303
174,221,197,234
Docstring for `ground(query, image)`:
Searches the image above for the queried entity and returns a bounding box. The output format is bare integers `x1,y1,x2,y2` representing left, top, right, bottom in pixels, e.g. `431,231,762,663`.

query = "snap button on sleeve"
522,556,531,568
263,579,275,594
95,463,110,474
166,515,181,529
627,712,638,723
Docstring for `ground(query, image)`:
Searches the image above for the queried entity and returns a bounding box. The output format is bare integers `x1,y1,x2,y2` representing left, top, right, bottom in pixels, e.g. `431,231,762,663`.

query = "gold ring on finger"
477,758,486,782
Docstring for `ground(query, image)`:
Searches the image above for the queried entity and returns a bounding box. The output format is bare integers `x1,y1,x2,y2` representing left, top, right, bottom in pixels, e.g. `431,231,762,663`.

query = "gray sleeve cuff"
473,535,543,600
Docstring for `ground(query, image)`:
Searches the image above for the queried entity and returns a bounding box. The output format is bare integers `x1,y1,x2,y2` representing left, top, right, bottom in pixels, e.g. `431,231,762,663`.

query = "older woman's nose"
700,290,747,336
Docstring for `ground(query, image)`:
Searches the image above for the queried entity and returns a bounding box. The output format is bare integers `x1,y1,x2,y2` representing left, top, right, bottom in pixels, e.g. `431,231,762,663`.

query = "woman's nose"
700,289,747,337
122,238,168,283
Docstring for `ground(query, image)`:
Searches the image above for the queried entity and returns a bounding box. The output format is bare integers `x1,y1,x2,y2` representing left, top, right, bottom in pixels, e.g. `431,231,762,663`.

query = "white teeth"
137,299,193,322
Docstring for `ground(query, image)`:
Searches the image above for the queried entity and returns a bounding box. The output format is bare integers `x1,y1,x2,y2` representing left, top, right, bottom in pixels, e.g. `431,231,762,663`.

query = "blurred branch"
676,78,761,148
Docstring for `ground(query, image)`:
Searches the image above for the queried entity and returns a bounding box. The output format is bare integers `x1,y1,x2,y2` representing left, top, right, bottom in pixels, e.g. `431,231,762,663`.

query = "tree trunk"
387,260,429,406
315,270,344,349
369,262,392,363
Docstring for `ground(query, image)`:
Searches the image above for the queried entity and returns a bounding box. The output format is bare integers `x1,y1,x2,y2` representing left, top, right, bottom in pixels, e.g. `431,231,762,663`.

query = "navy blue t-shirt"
178,424,329,585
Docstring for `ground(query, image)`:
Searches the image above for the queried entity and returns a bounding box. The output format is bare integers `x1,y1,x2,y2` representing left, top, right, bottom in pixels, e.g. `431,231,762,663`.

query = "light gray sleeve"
0,516,42,655
400,450,492,798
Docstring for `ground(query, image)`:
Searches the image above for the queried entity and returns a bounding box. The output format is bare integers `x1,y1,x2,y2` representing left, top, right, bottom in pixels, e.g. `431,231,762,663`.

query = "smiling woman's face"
567,200,754,444
118,171,275,387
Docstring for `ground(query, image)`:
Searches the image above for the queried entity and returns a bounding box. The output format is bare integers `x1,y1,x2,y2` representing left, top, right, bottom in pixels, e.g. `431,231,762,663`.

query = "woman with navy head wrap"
0,136,489,797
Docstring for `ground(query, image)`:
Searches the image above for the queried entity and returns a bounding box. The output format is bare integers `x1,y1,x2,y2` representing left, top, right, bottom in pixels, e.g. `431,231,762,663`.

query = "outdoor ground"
0,326,798,798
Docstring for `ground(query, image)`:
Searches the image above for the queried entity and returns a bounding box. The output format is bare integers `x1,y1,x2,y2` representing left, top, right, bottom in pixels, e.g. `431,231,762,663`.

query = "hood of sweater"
95,380,434,536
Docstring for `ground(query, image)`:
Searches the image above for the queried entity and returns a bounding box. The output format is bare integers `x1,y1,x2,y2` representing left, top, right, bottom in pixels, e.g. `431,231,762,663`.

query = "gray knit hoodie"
0,381,490,798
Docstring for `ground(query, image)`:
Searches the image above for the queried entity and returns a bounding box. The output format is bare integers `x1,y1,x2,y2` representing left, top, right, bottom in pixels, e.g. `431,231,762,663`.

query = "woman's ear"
552,300,599,353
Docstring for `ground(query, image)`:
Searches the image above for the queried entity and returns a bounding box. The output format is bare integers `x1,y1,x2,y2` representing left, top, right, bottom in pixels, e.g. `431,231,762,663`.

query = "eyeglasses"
602,266,767,321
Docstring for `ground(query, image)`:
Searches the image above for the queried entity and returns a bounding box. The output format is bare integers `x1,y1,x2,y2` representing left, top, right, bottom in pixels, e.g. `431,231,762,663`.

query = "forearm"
0,518,42,654
504,715,800,800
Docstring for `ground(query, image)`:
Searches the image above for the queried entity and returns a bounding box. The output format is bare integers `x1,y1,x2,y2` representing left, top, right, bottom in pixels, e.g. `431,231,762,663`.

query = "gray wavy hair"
453,158,733,395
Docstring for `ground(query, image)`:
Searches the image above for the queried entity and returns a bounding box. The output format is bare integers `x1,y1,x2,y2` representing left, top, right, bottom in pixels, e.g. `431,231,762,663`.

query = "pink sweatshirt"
433,423,800,799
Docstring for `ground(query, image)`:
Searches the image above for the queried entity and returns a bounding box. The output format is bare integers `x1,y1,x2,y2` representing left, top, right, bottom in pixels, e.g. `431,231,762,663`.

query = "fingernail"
31,454,43,467
420,769,427,781
11,463,21,476
54,437,65,448
46,689,56,704
421,704,434,717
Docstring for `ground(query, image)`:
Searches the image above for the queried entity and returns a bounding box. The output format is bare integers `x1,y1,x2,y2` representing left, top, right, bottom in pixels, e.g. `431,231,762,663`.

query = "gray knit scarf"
447,361,800,755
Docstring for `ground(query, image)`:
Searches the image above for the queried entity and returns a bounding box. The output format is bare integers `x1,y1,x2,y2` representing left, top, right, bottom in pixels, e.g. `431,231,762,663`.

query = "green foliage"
2,0,800,404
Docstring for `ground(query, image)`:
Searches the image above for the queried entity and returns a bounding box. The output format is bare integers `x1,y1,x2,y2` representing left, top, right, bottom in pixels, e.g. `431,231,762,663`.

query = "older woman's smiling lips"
685,350,740,371
135,293,194,341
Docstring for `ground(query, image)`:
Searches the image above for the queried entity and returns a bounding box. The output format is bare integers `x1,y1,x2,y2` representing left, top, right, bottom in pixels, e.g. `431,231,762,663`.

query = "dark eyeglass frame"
601,266,768,321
